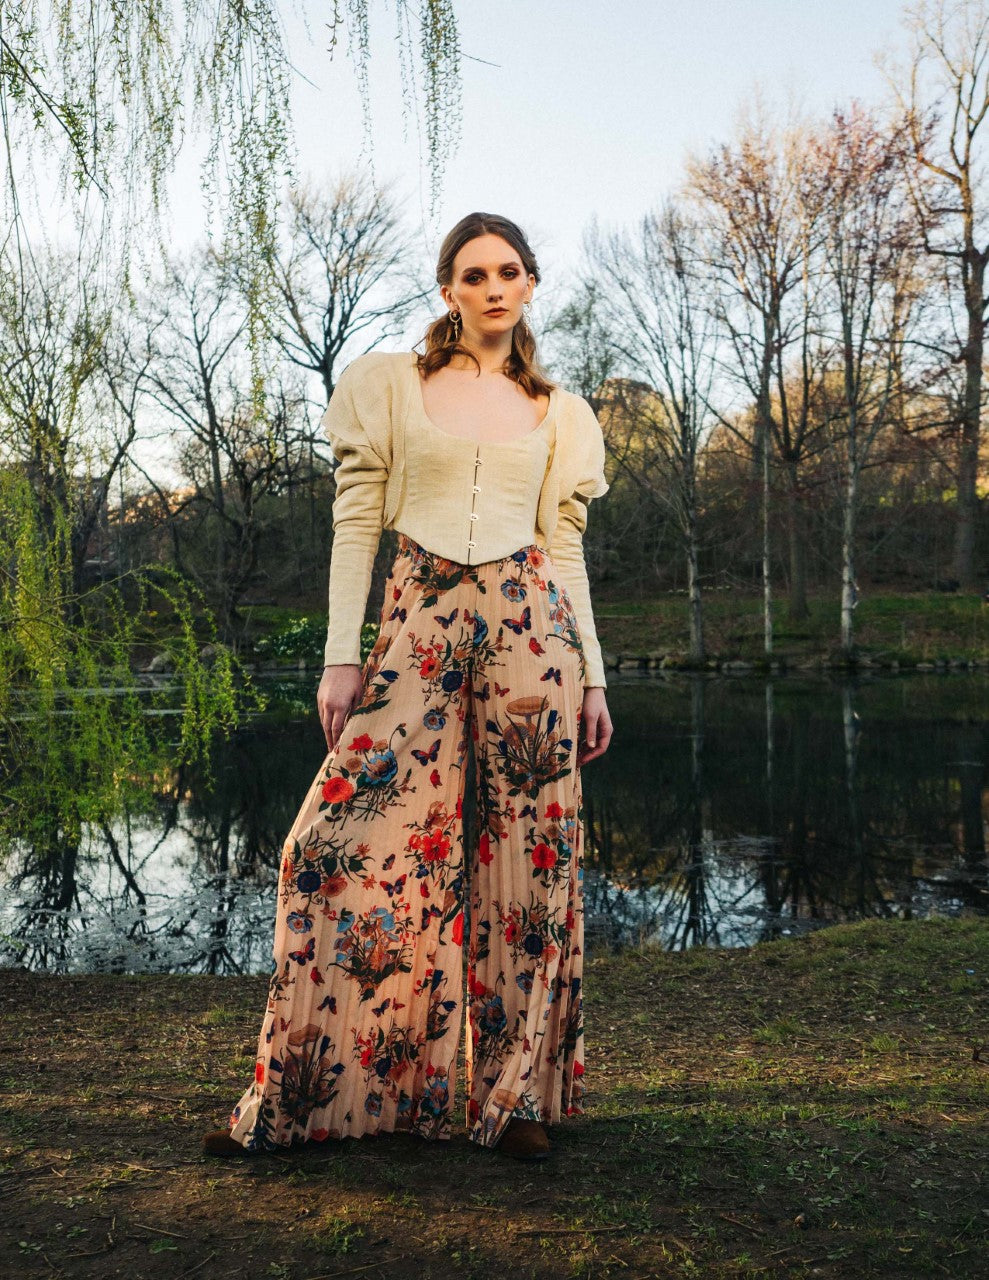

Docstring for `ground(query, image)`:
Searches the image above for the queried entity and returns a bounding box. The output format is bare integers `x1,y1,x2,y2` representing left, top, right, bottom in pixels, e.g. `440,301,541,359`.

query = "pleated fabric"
227,533,587,1151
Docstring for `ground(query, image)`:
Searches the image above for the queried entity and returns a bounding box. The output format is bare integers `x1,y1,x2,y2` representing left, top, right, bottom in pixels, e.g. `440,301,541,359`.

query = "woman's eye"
465,270,518,283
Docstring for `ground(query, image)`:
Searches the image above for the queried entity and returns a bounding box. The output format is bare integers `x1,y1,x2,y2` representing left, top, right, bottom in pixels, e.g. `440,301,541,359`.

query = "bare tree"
541,278,622,407
139,248,310,637
269,171,430,399
879,0,989,586
584,201,717,660
685,98,828,629
0,242,136,602
808,104,919,655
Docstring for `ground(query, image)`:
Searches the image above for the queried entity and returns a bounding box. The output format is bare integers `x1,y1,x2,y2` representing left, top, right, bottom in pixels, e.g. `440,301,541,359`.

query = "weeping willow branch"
0,1,463,419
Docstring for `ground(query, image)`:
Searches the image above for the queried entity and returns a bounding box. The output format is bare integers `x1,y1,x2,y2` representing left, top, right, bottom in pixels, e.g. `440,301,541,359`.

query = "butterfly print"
288,936,315,965
411,738,441,765
502,605,531,634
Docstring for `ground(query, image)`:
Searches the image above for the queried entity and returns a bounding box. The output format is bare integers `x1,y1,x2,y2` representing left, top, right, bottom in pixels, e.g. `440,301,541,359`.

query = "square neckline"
409,351,556,445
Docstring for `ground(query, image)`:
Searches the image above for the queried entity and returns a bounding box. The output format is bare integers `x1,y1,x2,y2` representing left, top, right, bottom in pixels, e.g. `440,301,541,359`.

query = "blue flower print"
296,869,321,894
362,749,398,787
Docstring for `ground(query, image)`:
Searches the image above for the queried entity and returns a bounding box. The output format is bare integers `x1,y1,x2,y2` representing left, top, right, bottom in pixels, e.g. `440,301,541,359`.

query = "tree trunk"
684,472,705,661
840,455,858,655
762,422,773,656
952,253,984,588
784,461,809,621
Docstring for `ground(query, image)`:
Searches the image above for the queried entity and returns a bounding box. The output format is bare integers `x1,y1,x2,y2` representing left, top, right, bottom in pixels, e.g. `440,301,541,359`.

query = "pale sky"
163,0,914,313
19,0,920,480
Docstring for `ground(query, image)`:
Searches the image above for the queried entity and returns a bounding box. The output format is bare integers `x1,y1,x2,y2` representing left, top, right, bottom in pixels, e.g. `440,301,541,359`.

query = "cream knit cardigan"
320,351,610,688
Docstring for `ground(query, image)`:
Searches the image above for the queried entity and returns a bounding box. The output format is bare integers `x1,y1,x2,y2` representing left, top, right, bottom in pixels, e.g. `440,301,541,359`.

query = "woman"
203,211,613,1162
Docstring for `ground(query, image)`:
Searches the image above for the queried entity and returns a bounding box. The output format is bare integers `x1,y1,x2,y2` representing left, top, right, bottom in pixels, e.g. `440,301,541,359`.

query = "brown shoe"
202,1128,255,1158
497,1118,551,1160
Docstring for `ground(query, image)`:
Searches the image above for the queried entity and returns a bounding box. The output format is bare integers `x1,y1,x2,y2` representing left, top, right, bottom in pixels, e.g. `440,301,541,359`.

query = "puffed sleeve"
320,356,391,667
548,397,610,688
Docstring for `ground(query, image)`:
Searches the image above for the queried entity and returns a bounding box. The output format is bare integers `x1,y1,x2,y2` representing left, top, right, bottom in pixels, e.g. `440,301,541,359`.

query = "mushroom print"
227,533,587,1153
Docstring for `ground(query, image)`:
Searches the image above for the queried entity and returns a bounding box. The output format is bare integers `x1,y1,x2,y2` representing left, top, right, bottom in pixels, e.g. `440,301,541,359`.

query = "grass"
0,916,986,1278
592,588,989,666
214,590,989,672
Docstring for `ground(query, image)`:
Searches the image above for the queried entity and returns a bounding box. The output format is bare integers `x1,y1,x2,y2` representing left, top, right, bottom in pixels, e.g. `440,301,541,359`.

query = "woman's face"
442,233,535,341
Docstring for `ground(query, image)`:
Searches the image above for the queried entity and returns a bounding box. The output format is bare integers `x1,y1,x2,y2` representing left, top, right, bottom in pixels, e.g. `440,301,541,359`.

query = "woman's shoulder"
555,385,603,434
339,349,414,385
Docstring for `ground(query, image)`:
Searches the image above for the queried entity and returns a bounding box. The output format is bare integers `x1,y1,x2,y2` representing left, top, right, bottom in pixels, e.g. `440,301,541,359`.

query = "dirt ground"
1,915,986,1279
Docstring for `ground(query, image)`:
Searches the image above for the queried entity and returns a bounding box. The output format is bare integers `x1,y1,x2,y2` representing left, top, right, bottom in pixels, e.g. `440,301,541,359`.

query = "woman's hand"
577,687,613,766
317,664,364,754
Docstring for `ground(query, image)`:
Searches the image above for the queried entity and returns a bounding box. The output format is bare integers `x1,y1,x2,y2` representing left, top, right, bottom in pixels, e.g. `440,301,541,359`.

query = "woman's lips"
485,308,507,315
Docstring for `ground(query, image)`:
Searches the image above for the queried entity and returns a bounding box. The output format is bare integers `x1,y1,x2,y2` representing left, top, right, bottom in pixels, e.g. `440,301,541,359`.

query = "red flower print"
255,1062,265,1084
421,828,451,861
504,921,519,943
348,733,374,752
468,1099,480,1123
420,654,439,677
545,801,564,819
321,874,348,898
322,776,356,805
573,1060,584,1076
309,966,324,985
452,912,464,944
531,842,556,868
478,832,494,865
311,1127,330,1142
566,908,576,931
430,768,442,788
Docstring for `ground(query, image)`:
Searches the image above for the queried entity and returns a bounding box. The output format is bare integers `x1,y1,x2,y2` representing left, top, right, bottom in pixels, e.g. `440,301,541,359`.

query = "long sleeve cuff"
548,493,607,689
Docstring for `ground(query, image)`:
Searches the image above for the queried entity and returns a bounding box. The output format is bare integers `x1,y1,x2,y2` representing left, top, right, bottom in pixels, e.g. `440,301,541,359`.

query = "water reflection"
1,672,986,973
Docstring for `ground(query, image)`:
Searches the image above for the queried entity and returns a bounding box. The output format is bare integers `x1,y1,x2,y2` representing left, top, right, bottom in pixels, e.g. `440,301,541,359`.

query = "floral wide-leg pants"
227,533,588,1151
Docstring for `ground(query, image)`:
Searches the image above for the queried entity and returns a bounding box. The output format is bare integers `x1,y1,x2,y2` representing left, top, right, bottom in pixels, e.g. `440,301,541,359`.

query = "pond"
1,671,986,973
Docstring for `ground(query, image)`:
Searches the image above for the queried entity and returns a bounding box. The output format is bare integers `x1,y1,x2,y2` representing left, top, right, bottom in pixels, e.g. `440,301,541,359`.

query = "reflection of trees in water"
3,675,988,971
0,718,320,974
580,675,989,953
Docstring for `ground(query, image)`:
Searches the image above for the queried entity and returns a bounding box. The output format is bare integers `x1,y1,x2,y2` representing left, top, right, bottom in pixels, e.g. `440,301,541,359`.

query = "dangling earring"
522,300,533,324
449,309,461,341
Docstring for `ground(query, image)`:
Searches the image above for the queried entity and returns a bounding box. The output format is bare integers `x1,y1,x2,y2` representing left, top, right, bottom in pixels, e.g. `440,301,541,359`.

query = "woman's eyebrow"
460,262,521,272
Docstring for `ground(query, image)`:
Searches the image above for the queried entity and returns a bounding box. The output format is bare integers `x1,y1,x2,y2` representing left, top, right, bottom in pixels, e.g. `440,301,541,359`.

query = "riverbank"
137,589,989,676
2,916,985,1279
593,588,989,674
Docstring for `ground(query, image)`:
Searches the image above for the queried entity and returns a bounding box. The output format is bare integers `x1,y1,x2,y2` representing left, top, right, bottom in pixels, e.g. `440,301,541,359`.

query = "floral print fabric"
228,533,587,1151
